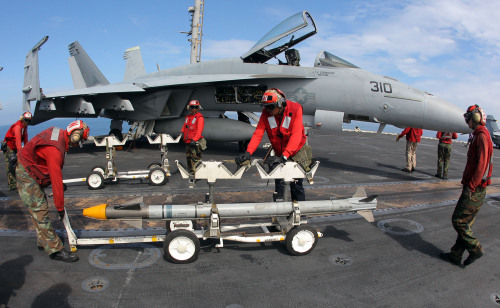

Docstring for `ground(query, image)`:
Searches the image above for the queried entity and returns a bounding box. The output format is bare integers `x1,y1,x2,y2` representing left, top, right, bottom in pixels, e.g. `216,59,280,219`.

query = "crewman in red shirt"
396,127,423,172
435,131,458,179
2,112,32,190
440,105,493,267
235,88,312,201
16,120,90,262
181,100,206,182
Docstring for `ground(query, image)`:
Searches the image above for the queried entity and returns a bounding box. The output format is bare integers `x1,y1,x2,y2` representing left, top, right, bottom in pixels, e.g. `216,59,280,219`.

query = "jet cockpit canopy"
241,11,317,64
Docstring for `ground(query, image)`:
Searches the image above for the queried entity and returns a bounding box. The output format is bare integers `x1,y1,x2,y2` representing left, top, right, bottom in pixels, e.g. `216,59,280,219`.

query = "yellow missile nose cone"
83,204,108,220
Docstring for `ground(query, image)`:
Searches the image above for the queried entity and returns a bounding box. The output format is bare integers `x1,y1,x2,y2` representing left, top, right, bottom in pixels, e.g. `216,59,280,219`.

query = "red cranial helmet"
66,120,90,143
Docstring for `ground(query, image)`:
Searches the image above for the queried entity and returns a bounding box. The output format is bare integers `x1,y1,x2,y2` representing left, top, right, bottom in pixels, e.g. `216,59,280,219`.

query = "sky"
1,0,500,132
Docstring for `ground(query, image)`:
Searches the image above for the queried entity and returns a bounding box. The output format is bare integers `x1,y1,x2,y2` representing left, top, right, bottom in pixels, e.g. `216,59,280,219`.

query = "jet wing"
45,83,146,98
43,73,315,98
142,73,315,88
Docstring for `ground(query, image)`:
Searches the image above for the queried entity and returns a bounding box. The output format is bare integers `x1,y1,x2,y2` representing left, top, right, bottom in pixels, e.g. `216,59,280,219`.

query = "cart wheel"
148,167,167,186
163,230,200,264
148,162,161,169
91,165,106,175
285,225,318,256
87,171,105,190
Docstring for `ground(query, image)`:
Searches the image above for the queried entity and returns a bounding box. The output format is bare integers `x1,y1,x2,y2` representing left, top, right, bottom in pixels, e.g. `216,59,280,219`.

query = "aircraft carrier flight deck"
0,129,499,307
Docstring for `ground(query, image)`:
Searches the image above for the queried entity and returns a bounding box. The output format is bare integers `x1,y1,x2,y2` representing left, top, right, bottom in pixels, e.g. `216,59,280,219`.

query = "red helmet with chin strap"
261,88,286,108
464,104,486,125
66,120,90,142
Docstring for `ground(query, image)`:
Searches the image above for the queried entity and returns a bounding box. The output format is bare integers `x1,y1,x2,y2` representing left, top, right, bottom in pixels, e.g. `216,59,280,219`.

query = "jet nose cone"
424,95,471,134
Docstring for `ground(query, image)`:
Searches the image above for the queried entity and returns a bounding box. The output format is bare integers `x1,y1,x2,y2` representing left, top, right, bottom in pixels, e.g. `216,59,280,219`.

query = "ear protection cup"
70,131,81,143
472,110,481,124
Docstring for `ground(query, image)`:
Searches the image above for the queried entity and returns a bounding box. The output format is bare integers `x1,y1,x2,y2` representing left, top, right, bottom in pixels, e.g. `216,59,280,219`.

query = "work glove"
189,140,197,147
58,210,65,221
235,151,251,166
264,155,287,170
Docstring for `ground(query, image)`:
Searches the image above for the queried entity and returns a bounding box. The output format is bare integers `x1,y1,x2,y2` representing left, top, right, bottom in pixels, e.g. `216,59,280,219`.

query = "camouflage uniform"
16,163,64,254
3,146,17,190
437,142,452,178
186,138,206,174
449,186,485,257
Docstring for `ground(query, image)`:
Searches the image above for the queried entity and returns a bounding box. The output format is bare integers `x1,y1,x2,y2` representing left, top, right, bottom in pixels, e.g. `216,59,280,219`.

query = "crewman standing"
2,112,32,191
396,127,423,172
235,88,312,201
440,105,493,266
181,100,206,182
16,120,90,262
435,131,458,179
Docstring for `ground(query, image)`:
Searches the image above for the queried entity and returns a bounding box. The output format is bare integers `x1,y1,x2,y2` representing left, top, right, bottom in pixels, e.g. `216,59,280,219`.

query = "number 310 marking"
370,81,392,93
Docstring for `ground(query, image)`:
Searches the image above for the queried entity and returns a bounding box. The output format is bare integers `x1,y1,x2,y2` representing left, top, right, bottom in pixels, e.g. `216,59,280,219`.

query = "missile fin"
123,219,143,229
357,210,375,223
352,187,367,198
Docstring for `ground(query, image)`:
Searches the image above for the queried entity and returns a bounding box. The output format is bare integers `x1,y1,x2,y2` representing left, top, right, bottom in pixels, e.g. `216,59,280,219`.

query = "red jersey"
4,120,28,151
181,112,204,143
436,132,457,144
247,100,306,158
398,127,423,143
18,127,69,211
461,125,493,191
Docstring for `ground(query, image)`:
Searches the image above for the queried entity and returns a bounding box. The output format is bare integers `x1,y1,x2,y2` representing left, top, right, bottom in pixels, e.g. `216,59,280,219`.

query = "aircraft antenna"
188,0,204,63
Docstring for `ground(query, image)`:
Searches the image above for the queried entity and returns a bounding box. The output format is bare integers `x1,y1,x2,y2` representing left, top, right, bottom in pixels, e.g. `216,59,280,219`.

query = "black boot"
439,252,461,266
50,250,79,263
464,251,483,266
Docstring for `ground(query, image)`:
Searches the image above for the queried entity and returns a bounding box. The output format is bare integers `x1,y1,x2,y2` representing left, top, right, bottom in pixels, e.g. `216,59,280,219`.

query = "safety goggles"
189,106,199,110
262,103,279,111
463,112,472,123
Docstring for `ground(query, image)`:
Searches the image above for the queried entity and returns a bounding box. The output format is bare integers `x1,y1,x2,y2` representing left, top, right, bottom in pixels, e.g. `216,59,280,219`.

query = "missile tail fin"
357,210,375,223
352,187,367,198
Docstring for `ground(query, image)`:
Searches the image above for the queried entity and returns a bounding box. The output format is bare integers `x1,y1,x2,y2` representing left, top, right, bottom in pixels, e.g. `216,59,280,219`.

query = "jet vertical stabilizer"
123,46,146,81
22,36,48,111
68,41,109,87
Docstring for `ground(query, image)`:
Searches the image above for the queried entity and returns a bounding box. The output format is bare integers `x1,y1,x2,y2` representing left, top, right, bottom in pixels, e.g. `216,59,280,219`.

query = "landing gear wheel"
285,225,318,256
148,167,167,186
87,171,105,190
91,165,106,175
148,162,161,169
163,230,200,264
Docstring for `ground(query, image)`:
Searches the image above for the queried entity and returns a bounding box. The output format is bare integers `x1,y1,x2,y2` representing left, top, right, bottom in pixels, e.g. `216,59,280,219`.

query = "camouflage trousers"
450,186,486,257
185,139,205,175
405,141,418,170
3,146,16,190
437,142,452,178
16,163,64,254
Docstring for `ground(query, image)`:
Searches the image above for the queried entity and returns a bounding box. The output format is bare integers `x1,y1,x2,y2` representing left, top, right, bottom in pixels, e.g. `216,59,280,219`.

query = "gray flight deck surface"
1,130,500,307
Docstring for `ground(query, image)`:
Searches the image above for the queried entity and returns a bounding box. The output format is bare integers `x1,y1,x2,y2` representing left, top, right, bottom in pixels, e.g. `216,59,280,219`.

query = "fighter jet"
22,11,470,142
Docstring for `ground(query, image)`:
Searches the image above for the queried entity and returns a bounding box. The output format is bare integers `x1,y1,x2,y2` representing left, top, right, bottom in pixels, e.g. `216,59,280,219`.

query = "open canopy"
241,11,317,63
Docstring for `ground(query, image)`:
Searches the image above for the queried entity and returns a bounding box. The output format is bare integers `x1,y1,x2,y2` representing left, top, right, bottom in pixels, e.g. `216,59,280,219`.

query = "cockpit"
240,11,359,69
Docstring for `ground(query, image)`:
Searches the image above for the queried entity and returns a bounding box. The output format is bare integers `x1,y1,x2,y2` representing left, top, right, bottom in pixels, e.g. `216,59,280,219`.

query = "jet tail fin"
123,46,146,81
68,41,109,88
22,36,48,111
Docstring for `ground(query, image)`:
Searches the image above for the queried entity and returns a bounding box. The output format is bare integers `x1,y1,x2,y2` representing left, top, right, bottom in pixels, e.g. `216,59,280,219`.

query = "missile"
83,193,377,223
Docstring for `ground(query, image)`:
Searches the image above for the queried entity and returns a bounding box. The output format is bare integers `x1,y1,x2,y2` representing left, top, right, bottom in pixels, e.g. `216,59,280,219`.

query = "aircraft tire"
87,171,105,190
91,165,106,175
163,230,200,264
148,167,167,186
148,162,161,169
285,225,318,256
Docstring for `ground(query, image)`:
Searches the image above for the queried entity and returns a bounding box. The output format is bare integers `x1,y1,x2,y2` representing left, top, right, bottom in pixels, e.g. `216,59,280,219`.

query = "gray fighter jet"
22,11,470,142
